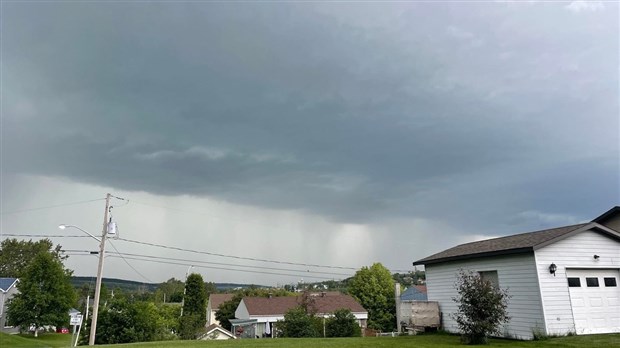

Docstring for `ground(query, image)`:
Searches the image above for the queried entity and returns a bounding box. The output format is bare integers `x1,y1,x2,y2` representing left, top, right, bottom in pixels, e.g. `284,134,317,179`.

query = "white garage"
566,269,620,334
413,206,620,340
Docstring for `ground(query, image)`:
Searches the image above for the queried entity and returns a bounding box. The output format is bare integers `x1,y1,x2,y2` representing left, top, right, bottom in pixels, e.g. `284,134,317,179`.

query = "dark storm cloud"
3,2,618,230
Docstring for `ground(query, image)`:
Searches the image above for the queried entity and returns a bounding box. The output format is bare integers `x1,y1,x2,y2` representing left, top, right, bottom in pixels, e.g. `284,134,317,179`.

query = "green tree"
279,307,320,338
95,299,174,344
325,308,362,337
348,262,395,332
452,270,511,345
179,273,206,339
155,278,185,303
7,252,76,337
0,238,67,278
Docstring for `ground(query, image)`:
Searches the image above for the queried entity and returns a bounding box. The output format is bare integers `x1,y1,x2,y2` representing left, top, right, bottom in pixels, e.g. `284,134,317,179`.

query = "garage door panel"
566,269,620,335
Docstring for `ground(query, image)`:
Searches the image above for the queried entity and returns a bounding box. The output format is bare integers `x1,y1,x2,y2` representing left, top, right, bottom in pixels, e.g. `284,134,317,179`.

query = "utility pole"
180,265,193,317
89,193,111,346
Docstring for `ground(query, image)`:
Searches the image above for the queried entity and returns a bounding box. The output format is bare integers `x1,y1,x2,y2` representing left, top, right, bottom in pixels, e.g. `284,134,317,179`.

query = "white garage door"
566,269,620,334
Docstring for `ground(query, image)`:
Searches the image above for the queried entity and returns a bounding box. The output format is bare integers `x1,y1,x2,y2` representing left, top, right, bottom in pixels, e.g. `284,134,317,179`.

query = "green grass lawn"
2,332,618,348
0,332,73,348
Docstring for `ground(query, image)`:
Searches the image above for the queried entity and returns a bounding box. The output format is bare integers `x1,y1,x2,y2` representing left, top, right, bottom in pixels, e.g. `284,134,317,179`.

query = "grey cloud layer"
4,2,618,231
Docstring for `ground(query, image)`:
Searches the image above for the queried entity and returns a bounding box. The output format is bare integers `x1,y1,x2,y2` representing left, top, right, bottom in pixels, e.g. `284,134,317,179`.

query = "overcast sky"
1,1,618,286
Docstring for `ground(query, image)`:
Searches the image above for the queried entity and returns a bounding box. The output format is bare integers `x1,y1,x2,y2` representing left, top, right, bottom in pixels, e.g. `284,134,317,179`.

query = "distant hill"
71,276,267,292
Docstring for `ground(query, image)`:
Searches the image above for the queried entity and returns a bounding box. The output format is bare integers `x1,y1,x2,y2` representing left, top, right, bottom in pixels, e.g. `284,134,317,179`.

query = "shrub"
279,307,320,338
452,270,511,344
325,308,362,337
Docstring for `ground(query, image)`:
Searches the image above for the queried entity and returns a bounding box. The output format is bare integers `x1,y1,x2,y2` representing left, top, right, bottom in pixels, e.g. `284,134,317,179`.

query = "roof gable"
0,278,18,292
413,222,620,265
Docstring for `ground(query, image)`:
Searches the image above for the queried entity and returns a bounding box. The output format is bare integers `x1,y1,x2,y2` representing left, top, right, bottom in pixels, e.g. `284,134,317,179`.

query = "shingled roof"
241,292,367,316
209,293,234,310
413,223,610,265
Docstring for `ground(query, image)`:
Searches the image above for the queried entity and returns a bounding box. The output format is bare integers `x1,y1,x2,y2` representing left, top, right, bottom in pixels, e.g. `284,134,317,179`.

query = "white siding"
234,300,250,320
425,253,544,340
534,229,620,335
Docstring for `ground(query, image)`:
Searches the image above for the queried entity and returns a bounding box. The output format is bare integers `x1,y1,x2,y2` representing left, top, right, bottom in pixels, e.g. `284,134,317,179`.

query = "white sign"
70,314,83,326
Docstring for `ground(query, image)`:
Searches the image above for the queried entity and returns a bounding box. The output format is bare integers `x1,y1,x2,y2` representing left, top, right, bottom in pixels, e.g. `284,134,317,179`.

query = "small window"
567,277,581,287
479,271,499,288
586,277,599,287
604,278,617,287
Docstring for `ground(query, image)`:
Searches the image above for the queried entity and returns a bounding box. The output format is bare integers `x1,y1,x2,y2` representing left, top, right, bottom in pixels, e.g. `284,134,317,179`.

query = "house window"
604,277,617,287
586,277,599,287
567,277,581,287
478,271,499,288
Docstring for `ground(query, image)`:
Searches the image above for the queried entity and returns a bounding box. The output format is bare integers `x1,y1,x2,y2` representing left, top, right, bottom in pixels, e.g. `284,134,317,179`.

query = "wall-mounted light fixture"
549,263,557,276
593,255,600,260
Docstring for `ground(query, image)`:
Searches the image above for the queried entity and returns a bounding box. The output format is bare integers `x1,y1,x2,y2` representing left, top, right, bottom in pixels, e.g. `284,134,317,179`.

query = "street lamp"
59,220,113,346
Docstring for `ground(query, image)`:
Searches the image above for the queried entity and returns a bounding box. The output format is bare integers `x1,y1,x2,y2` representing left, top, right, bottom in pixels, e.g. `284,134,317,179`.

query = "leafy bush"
325,308,361,337
279,306,320,338
452,270,511,345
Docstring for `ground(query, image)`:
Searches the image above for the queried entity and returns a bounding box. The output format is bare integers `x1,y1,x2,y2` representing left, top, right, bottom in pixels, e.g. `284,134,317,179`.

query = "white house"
0,277,19,332
207,293,234,326
198,324,236,340
413,206,620,340
234,292,368,337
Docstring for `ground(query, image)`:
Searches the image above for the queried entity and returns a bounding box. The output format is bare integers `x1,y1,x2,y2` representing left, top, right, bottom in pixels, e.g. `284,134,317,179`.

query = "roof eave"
413,247,533,266
533,222,620,250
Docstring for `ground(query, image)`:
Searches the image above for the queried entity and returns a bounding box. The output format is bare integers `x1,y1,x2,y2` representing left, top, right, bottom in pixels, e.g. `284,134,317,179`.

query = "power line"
0,198,106,215
117,237,358,271
4,235,412,274
99,254,342,281
107,239,153,283
2,234,93,238
103,251,352,277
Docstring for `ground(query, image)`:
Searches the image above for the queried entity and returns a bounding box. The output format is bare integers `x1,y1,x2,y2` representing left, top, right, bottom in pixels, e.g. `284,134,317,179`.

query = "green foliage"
348,262,395,332
452,270,511,345
7,252,76,336
155,278,185,303
0,238,68,278
179,314,205,340
95,299,176,344
215,288,294,331
279,307,320,338
325,308,361,337
179,273,206,339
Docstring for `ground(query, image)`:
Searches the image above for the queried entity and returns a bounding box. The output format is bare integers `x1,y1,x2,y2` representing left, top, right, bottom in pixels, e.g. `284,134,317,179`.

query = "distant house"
413,206,620,339
400,285,427,301
234,292,368,337
198,323,236,340
0,278,19,331
207,293,234,326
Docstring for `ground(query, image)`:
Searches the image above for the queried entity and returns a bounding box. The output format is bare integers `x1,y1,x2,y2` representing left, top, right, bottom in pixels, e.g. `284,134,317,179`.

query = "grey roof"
413,223,599,265
400,286,427,301
0,278,18,292
592,206,620,224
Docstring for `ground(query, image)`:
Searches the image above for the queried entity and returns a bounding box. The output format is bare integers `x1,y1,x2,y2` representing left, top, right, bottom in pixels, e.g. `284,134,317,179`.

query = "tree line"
5,238,476,344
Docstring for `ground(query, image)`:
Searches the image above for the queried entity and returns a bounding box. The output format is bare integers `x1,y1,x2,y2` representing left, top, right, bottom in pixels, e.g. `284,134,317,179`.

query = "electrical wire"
0,198,106,215
103,251,352,277
118,237,358,271
107,239,153,283
100,254,341,281
2,234,93,238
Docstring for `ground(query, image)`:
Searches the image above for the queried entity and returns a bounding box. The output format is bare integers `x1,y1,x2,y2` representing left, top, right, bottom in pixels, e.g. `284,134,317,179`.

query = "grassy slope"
96,333,620,348
2,332,618,348
0,333,73,348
